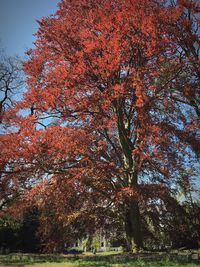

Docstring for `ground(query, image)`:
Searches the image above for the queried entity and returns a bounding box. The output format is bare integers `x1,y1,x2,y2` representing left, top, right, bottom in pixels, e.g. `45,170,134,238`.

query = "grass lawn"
0,251,199,267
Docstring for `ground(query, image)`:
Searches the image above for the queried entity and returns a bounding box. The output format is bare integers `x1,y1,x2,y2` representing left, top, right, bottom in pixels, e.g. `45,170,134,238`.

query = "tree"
0,0,199,251
0,50,24,211
171,0,200,118
156,193,200,249
0,207,40,253
163,0,200,156
0,50,23,123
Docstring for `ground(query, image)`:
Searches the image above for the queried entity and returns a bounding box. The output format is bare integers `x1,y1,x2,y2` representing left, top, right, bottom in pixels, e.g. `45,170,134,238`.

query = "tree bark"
114,99,143,251
125,199,143,251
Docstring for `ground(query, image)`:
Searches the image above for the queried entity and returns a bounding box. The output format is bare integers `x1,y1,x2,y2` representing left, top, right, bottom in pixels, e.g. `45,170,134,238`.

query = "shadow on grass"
0,252,199,267
74,253,199,266
0,253,66,266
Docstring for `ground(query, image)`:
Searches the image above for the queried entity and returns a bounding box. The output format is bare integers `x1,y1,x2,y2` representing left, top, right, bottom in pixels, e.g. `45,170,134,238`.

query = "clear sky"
0,0,60,58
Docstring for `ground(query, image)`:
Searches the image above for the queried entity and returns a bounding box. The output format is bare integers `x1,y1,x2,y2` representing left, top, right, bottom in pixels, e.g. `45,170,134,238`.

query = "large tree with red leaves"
0,0,199,251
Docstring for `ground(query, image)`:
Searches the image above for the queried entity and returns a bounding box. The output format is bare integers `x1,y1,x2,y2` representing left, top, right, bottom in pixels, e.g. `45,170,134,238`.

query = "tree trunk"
125,199,143,251
114,100,143,251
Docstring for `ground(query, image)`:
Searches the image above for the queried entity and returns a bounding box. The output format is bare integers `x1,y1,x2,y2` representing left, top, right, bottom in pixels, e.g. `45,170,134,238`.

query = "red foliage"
0,0,199,250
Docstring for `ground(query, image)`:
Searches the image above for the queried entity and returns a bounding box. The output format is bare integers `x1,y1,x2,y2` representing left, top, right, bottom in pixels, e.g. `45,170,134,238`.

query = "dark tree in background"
0,207,40,253
0,50,23,123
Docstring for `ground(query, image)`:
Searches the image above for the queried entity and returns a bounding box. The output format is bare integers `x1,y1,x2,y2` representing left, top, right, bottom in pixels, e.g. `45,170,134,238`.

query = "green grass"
0,251,199,267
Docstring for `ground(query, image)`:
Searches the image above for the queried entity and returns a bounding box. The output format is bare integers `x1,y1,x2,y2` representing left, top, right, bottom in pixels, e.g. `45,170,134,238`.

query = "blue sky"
0,0,60,58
